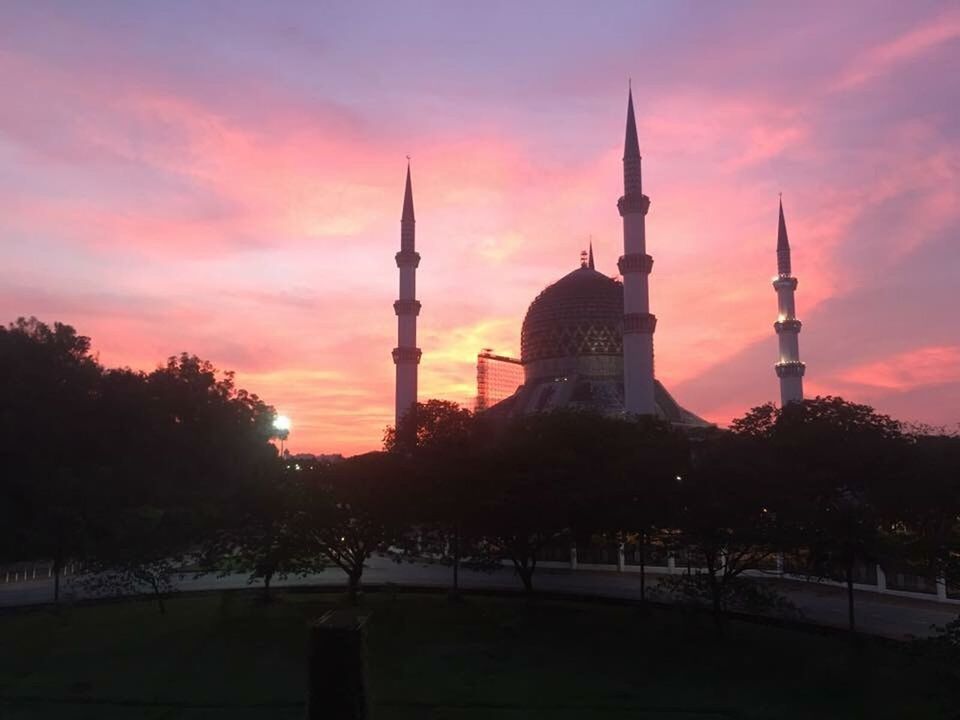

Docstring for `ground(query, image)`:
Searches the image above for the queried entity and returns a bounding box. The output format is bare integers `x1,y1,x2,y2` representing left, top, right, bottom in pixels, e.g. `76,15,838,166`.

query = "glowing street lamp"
273,414,291,458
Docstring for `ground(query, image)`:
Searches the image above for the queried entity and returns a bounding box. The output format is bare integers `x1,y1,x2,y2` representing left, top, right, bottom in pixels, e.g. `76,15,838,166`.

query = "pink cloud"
833,10,960,90
838,346,960,392
2,3,958,455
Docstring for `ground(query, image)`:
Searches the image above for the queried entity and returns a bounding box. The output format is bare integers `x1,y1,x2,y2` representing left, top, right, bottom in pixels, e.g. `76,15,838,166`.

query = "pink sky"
2,2,959,455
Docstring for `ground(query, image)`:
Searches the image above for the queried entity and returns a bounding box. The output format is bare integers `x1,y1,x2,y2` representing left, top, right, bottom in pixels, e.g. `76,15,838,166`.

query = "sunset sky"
3,1,959,455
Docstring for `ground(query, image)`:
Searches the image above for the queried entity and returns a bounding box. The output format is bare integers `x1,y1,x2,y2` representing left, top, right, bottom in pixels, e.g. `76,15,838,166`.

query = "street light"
273,414,291,458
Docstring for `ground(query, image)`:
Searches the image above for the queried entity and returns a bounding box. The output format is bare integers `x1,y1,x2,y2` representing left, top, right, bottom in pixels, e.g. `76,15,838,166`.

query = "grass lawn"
0,589,957,719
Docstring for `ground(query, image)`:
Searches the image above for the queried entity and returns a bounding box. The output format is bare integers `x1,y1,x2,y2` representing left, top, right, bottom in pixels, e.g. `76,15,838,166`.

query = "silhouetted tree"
668,429,785,629
80,505,191,614
386,400,498,597
205,462,324,600
881,430,960,588
0,318,103,602
298,452,409,604
0,319,282,607
755,397,906,634
476,411,612,594
572,415,690,603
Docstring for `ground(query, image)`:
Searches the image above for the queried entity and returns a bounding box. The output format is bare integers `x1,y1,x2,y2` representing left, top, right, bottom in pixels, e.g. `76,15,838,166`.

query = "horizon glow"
2,1,959,455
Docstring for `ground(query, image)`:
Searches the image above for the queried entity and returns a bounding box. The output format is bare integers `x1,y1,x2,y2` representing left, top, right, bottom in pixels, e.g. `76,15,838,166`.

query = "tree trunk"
512,555,535,594
519,567,534,594
452,526,461,595
347,570,362,606
846,560,856,635
639,529,646,603
707,553,725,634
152,579,166,615
53,561,61,606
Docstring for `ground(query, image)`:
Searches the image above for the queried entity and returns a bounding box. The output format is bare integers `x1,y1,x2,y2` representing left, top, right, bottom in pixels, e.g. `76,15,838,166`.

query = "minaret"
393,162,421,430
773,198,805,405
617,87,656,415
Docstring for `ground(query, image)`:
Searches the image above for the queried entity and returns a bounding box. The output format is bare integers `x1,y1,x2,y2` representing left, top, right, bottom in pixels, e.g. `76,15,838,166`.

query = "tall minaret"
773,198,805,405
617,87,657,415
393,162,421,429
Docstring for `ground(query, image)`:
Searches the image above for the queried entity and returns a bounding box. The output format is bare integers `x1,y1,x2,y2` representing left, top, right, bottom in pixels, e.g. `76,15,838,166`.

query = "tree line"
1,317,958,633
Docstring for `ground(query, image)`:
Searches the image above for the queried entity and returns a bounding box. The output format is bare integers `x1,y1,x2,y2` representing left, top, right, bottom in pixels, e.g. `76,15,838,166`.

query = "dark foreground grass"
0,589,957,719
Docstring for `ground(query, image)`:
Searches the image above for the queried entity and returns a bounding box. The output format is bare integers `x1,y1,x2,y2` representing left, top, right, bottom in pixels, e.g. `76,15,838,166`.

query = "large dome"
486,262,708,427
521,266,623,371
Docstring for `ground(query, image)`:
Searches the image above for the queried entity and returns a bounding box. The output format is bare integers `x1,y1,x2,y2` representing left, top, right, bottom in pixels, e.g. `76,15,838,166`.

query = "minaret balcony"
623,312,657,334
774,319,802,334
775,361,806,378
395,250,421,268
772,276,798,291
617,192,650,217
394,299,422,317
618,253,654,275
392,347,422,365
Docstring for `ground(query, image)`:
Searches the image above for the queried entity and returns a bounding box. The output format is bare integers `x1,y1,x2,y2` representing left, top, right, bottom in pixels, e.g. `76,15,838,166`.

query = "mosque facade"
393,90,804,428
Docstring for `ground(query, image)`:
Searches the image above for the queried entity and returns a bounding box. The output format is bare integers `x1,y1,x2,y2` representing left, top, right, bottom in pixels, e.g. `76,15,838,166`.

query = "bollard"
306,610,369,720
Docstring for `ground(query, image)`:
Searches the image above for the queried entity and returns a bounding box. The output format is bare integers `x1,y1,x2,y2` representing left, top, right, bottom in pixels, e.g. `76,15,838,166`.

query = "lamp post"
274,414,291,459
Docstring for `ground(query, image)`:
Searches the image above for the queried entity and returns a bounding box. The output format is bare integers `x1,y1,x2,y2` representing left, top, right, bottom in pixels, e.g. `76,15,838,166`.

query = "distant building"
286,453,345,471
480,89,708,426
476,350,524,412
393,88,806,428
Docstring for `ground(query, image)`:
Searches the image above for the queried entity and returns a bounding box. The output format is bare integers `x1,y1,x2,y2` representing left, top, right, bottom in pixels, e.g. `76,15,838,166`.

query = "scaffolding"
476,349,524,412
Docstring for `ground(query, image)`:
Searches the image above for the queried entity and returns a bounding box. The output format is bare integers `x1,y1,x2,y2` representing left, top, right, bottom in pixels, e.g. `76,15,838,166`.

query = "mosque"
391,89,805,428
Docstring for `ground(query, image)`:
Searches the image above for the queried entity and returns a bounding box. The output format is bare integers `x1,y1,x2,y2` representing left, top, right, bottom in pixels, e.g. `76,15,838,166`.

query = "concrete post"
570,545,578,571
936,576,948,602
876,564,887,593
307,610,369,720
617,543,625,572
775,553,784,576
667,554,676,574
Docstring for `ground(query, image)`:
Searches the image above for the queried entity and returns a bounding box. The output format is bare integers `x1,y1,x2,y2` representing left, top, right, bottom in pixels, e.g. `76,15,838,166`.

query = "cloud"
1,2,958,454
833,10,960,91
838,346,960,391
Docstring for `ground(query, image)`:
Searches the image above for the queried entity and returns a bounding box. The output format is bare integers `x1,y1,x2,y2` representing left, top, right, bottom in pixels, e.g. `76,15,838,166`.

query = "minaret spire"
776,195,791,276
588,239,595,270
402,160,415,223
772,197,804,406
617,85,656,416
623,87,642,194
393,161,422,434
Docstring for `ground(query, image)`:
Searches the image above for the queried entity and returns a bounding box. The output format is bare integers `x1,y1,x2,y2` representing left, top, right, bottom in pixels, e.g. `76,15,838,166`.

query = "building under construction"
475,349,524,412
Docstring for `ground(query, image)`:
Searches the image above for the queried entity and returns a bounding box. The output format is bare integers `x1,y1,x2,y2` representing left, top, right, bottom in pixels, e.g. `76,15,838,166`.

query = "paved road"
1,556,955,639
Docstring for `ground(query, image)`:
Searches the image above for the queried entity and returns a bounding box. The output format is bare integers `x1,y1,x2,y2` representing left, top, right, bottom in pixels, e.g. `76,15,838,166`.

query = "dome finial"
588,238,595,270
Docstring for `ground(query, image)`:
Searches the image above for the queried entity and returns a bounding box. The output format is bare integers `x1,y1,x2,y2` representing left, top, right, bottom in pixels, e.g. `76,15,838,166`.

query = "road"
1,556,955,640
